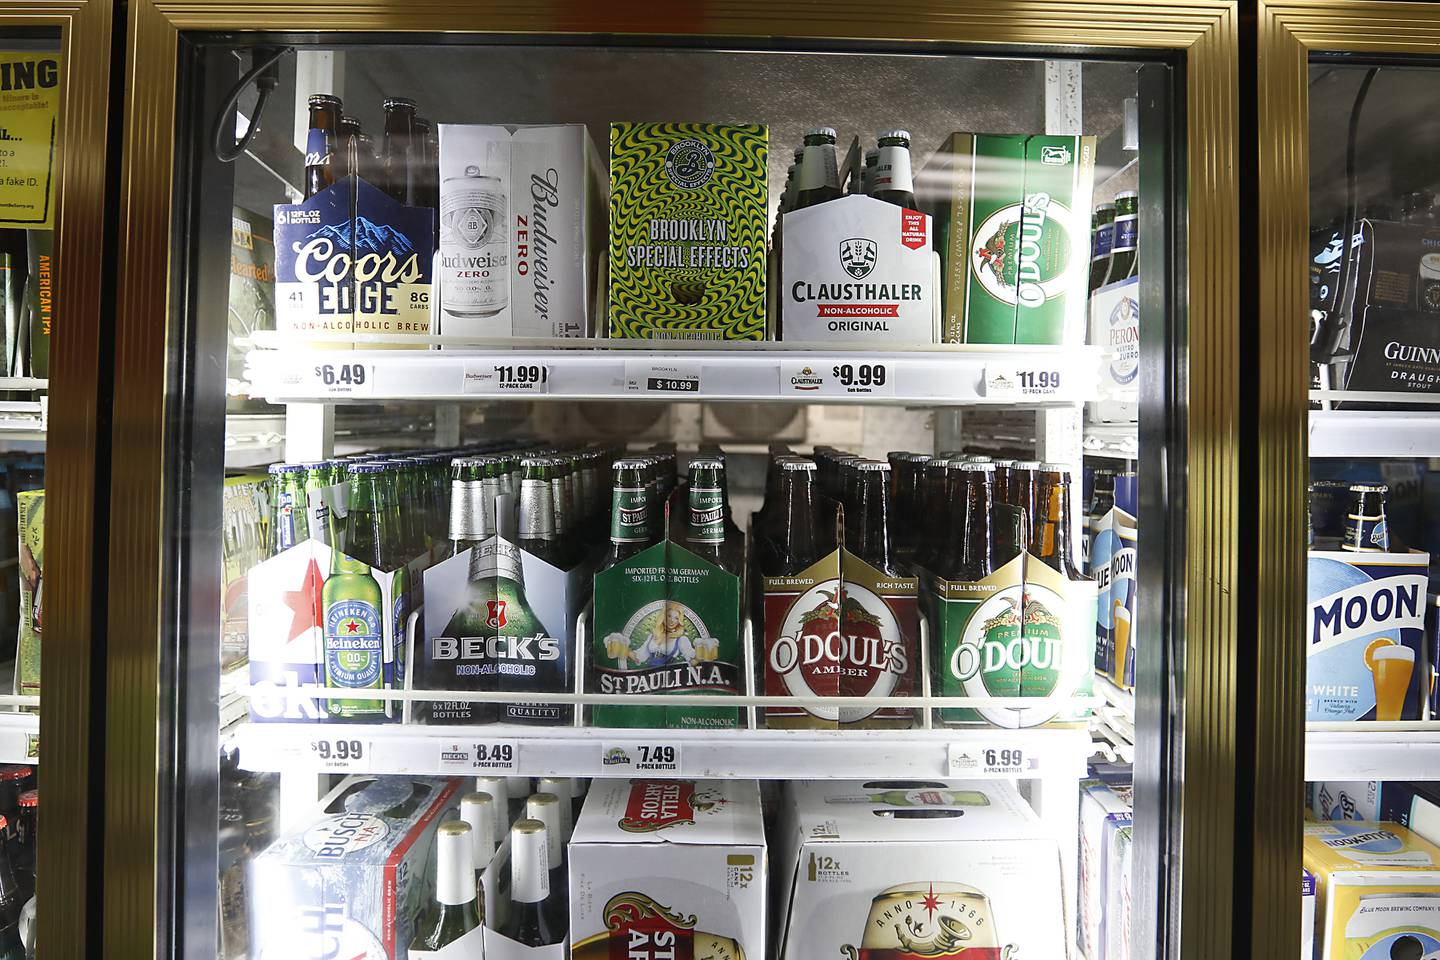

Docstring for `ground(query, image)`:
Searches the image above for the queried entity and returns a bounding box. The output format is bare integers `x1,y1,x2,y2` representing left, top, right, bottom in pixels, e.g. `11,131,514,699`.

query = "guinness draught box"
609,123,768,340
781,194,935,342
569,779,766,960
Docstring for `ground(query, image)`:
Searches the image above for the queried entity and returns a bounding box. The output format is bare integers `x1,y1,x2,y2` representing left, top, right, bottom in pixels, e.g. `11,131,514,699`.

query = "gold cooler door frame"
111,4,1241,959
0,4,113,960
1256,3,1440,959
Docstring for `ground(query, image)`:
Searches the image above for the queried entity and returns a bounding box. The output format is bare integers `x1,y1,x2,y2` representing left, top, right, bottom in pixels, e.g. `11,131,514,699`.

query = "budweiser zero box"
780,194,935,342
1089,275,1140,422
775,779,1064,960
591,489,743,730
274,177,435,347
1079,779,1133,960
248,775,463,960
570,779,766,960
1304,821,1440,960
761,544,919,729
931,549,1099,729
14,490,40,700
918,133,1095,345
609,123,768,340
436,124,605,340
1307,547,1428,721
420,531,592,726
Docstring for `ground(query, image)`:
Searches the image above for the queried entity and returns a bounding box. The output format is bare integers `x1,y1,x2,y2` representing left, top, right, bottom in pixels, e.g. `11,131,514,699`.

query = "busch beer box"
608,122,768,340
1305,821,1440,960
775,780,1065,960
1089,275,1140,423
761,544,919,729
569,779,766,960
780,194,936,343
931,550,1099,729
590,491,743,730
420,533,591,727
1307,547,1428,721
436,124,606,340
248,775,463,960
919,133,1095,345
274,177,435,346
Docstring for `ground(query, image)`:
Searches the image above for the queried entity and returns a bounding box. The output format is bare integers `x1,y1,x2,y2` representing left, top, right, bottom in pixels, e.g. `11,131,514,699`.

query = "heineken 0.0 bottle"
268,463,310,556
322,463,389,720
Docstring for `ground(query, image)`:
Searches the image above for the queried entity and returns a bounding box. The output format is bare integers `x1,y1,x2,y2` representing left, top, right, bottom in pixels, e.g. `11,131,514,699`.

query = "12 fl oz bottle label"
948,741,1036,777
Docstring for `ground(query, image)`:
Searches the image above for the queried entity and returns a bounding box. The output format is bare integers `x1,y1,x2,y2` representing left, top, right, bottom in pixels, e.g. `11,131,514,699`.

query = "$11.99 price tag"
308,361,373,397
983,365,1064,400
308,736,367,771
463,362,550,395
947,741,1037,778
601,740,682,774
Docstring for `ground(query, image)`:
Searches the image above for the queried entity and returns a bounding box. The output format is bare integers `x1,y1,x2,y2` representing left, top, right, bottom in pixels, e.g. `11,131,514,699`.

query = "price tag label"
779,359,895,397
307,735,368,772
305,361,374,397
599,740,683,775
625,360,702,394
983,365,1064,400
947,741,1039,778
435,739,519,773
463,362,550,395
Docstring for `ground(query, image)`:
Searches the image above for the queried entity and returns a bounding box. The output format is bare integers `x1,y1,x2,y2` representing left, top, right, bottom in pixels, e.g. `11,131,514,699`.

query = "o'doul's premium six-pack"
609,123,768,340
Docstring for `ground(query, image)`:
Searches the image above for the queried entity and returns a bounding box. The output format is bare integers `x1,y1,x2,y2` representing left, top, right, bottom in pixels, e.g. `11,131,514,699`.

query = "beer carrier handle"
575,600,591,728
404,606,422,725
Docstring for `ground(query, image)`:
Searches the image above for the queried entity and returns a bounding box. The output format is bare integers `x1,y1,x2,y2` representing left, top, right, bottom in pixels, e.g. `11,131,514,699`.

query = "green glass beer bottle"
685,458,736,575
302,461,338,547
602,459,652,570
268,463,311,556
1104,190,1139,285
519,458,564,568
324,463,389,719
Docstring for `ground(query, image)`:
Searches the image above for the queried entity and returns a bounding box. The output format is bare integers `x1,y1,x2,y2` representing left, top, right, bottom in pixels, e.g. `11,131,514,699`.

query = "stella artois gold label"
617,780,729,833
839,882,1015,960
572,892,746,960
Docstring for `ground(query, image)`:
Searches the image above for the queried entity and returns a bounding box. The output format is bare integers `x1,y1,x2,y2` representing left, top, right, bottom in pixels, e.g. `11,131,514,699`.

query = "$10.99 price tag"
308,736,367,771
947,741,1037,778
600,740,683,775
983,365,1064,400
625,360,701,395
463,362,550,395
307,361,373,397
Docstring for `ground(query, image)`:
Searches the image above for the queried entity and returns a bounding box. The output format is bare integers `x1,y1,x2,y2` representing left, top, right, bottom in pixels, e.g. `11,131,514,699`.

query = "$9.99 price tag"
308,736,367,771
947,741,1037,778
779,359,895,397
600,740,682,775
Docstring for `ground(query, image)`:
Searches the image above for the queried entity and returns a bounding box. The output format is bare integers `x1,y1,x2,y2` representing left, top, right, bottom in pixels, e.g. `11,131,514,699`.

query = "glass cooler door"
108,8,1240,960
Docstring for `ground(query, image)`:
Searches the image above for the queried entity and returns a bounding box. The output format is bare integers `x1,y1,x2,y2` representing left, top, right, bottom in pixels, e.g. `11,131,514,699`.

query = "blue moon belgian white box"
781,194,936,342
1304,821,1440,960
1306,546,1429,721
774,780,1065,960
248,775,463,960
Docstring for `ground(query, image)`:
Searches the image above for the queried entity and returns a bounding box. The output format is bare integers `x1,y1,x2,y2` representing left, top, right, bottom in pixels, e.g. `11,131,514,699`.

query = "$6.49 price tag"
306,361,373,397
947,741,1038,778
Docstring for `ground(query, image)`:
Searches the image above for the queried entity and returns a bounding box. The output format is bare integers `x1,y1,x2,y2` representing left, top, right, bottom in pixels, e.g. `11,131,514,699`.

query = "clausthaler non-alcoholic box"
609,123,768,339
1305,821,1440,960
569,779,766,960
775,780,1064,960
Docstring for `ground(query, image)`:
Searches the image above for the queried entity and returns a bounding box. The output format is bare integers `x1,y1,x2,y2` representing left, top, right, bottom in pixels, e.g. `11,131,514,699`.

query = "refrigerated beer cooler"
110,4,1244,960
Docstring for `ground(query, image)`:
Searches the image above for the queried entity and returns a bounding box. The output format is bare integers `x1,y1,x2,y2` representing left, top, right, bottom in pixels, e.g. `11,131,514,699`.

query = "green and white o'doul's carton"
590,490,743,730
608,122,768,340
931,551,1097,728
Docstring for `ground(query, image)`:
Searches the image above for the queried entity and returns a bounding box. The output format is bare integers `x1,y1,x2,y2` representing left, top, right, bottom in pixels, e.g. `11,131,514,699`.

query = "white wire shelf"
1309,408,1440,458
231,721,1095,780
244,340,1101,407
1306,725,1440,781
1082,422,1139,459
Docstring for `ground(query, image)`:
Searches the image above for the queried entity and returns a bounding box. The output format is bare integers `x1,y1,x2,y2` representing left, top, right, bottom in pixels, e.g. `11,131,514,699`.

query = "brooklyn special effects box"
569,779,766,960
609,123,769,340
774,779,1065,960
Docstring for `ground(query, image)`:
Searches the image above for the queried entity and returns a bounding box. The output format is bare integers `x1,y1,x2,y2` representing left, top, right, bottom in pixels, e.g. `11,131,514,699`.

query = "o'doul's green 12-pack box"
931,551,1098,728
609,122,768,340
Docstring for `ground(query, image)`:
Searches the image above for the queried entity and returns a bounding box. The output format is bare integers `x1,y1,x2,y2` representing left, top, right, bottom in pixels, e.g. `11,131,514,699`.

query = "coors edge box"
570,779,766,960
775,779,1065,960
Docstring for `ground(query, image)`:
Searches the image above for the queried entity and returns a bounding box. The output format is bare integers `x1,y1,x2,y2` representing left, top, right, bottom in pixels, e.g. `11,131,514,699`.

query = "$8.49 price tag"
463,362,550,395
947,741,1038,778
436,739,519,773
779,359,895,398
983,364,1064,400
306,361,374,397
600,740,683,775
307,736,368,771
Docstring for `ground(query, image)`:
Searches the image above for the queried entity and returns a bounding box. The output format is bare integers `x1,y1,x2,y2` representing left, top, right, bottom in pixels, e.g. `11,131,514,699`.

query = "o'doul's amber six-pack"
609,123,769,340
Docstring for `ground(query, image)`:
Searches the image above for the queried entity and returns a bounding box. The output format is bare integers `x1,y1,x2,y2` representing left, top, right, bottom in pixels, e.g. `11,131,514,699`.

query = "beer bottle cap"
513,818,545,836
807,126,838,140
1096,201,1116,212
301,461,328,471
956,461,995,472
781,459,817,472
347,462,387,475
0,765,31,781
878,129,912,143
382,96,417,111
857,461,891,472
1013,460,1041,470
992,459,1016,468
1350,483,1388,493
688,457,724,471
307,93,342,109
908,453,933,463
269,462,306,475
1039,462,1071,473
16,790,35,808
966,455,994,463
340,115,362,133
1116,189,1138,200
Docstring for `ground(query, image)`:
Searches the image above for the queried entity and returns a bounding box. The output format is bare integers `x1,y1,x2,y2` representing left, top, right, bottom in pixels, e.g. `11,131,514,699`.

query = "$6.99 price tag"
948,741,1037,778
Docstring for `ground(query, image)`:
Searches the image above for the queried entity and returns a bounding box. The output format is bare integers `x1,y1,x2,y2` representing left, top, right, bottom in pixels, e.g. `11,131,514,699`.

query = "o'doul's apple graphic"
767,580,910,723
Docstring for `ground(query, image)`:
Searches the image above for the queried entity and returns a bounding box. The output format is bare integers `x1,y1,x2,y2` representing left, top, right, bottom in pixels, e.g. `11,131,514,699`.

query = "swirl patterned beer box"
1304,821,1440,960
774,779,1064,960
1307,547,1429,722
608,123,768,340
569,779,766,960
248,775,463,960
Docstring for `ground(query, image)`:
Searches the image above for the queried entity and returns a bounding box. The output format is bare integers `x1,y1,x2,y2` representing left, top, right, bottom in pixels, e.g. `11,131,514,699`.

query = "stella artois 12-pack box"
248,775,463,960
930,550,1098,729
761,545,919,729
569,779,766,960
1305,821,1440,960
609,122,768,340
274,177,435,347
780,193,937,342
774,779,1064,960
918,132,1096,345
590,490,744,730
436,124,606,341
1307,547,1428,722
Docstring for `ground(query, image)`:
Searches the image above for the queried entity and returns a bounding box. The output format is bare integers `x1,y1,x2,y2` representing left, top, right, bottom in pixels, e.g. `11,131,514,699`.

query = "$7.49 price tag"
600,740,683,775
306,361,374,397
983,364,1064,400
947,741,1038,778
